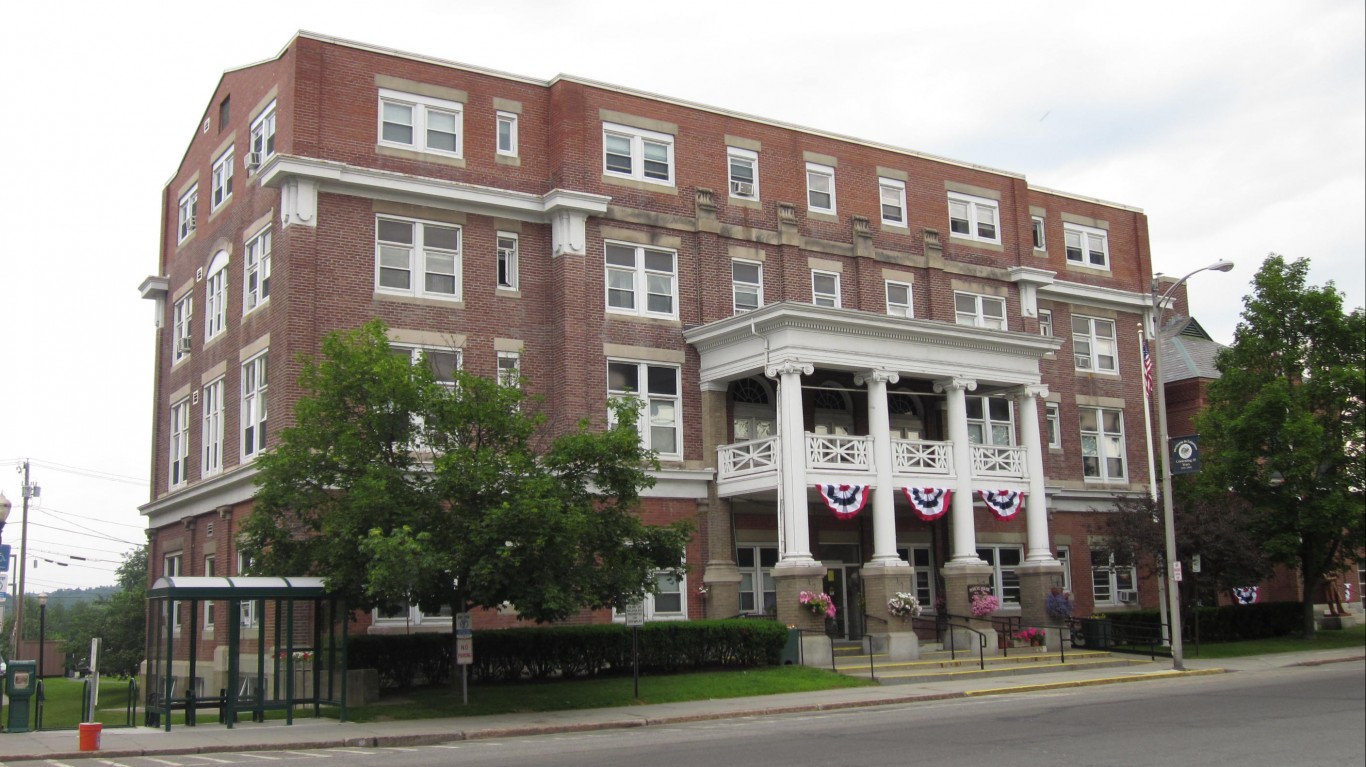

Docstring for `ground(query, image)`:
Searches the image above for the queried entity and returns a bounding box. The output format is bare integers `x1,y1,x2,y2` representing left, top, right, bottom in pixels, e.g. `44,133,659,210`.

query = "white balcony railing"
806,433,872,471
718,436,779,478
892,439,952,475
971,444,1026,478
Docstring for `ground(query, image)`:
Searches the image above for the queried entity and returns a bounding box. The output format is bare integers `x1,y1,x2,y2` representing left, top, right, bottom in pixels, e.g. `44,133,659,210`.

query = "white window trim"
811,270,841,308
202,377,225,478
1080,406,1128,482
170,398,190,490
885,280,913,318
237,553,259,627
242,351,268,460
976,545,1024,605
1039,308,1053,338
1090,548,1137,605
954,291,1007,330
967,395,1016,447
879,177,907,227
1072,315,1118,373
1031,215,1047,251
496,231,519,291
177,186,198,243
211,146,234,210
1045,402,1062,449
497,350,520,387
1064,222,1111,270
375,215,463,301
172,293,193,364
947,191,1001,244
806,162,836,213
205,251,229,341
604,241,678,320
373,603,454,626
1056,545,1072,593
203,554,216,629
607,359,682,459
243,226,271,315
248,101,276,169
496,111,518,157
727,146,759,200
378,88,464,158
165,552,183,631
732,258,763,314
602,121,675,186
394,344,462,388
736,544,778,615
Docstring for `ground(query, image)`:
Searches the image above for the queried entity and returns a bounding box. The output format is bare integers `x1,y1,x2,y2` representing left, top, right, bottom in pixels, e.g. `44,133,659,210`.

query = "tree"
240,320,693,657
1093,485,1271,608
1196,254,1365,635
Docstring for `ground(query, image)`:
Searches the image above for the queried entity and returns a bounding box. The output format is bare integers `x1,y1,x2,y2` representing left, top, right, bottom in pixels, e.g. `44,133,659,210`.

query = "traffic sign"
455,611,472,638
624,600,645,627
1173,560,1183,582
456,637,473,665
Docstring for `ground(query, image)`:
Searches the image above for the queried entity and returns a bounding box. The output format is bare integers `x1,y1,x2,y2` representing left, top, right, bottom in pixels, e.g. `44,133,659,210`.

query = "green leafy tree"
241,320,693,672
1196,254,1365,635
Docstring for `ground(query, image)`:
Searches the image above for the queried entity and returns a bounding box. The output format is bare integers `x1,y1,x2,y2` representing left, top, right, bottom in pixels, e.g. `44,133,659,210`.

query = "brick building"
138,32,1169,680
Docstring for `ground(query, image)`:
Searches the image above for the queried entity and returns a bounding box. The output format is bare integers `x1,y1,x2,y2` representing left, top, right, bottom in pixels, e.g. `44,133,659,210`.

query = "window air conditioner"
176,337,192,355
1116,590,1137,603
731,180,755,197
245,151,262,170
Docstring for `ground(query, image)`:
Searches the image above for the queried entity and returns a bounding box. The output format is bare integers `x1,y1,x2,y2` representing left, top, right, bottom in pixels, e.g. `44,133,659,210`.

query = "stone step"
858,656,1152,685
833,648,1113,671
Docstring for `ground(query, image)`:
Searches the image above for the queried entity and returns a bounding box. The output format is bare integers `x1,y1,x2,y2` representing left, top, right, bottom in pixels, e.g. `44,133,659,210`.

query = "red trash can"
78,722,103,751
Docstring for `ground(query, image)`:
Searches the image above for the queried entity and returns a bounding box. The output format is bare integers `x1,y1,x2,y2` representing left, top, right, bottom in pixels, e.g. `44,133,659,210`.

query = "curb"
963,667,1227,697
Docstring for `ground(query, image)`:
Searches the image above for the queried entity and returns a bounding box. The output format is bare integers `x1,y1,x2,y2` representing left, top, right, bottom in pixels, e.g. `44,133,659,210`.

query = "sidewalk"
1,648,1359,763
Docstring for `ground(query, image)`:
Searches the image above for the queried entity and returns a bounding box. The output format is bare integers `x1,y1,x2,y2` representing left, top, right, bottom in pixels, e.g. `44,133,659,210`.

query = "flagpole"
1139,323,1170,646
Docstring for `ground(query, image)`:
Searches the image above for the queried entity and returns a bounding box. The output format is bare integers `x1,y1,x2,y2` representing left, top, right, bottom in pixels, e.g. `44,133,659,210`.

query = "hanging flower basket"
887,592,922,620
799,590,836,619
970,591,1001,617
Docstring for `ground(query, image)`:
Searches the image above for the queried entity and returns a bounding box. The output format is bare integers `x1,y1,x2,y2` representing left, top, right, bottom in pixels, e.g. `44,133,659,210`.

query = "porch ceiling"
684,302,1062,386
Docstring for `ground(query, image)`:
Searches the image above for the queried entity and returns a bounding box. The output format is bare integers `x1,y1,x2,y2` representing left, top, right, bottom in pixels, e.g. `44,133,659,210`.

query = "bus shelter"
146,576,348,730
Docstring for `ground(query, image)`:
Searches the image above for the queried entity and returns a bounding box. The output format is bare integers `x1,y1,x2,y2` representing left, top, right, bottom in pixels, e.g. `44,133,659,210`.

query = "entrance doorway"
821,560,864,640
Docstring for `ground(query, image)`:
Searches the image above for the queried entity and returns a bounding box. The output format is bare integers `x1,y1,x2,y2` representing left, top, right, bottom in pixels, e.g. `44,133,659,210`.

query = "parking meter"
5,660,37,732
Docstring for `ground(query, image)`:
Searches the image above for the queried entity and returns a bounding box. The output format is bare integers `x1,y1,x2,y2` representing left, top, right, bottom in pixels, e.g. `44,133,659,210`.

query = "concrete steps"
829,644,1153,685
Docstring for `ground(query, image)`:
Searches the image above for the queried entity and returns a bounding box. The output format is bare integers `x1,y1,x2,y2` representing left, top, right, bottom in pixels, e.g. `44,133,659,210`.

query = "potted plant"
1016,627,1045,647
798,590,836,619
887,592,922,621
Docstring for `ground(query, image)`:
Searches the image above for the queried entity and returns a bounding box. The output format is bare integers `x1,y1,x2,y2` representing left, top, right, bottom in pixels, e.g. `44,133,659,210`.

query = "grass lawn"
29,677,138,729
1187,623,1366,659
346,665,873,723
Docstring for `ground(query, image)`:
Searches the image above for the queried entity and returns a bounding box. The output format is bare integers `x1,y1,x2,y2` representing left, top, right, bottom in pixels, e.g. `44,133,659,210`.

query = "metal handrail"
916,614,987,670
862,613,889,681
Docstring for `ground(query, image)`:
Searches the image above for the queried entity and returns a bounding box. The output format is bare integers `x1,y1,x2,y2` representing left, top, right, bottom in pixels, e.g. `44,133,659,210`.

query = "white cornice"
258,154,610,223
140,463,260,529
1037,280,1150,313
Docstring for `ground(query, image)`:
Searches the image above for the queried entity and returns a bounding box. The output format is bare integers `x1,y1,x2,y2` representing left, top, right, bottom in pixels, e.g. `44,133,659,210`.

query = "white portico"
684,302,1063,658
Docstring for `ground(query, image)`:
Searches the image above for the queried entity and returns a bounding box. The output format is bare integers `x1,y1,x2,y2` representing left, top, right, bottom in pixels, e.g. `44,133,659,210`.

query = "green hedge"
1104,601,1304,643
349,619,789,688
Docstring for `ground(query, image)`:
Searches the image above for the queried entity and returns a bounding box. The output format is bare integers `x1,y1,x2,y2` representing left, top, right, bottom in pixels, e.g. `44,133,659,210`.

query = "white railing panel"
806,433,872,471
892,439,953,476
971,444,1026,478
717,436,779,480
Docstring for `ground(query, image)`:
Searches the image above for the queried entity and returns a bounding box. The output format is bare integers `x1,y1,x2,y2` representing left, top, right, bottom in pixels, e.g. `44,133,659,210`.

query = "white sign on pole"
456,637,473,665
624,600,645,627
455,612,473,637
1173,561,1183,582
1191,555,1202,574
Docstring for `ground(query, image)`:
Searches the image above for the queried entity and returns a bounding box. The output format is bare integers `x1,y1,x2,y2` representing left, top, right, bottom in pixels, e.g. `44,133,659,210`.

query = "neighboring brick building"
139,32,1170,682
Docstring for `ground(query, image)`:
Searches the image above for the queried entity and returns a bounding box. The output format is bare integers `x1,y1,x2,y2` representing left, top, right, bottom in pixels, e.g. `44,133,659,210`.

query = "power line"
28,459,146,486
26,521,142,546
40,506,147,531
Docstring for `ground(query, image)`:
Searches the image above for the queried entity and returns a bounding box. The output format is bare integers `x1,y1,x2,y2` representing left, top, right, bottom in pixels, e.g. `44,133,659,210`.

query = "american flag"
1141,337,1155,395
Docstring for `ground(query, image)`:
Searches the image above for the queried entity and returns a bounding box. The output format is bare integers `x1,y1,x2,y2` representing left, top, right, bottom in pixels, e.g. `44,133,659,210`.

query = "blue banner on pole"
1170,435,1201,475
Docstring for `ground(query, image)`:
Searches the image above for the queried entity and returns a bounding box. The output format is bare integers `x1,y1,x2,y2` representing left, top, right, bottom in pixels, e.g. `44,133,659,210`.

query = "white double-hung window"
967,395,1015,446
204,251,229,341
496,111,518,157
732,259,762,314
202,378,225,477
177,185,198,242
811,270,840,308
1080,407,1126,481
242,351,269,459
172,293,193,363
1064,223,1109,269
806,163,836,213
886,280,913,318
608,360,681,458
1072,315,1117,372
379,88,462,157
211,147,234,209
170,398,190,489
728,147,759,199
947,192,1000,244
244,227,271,313
954,291,1006,330
1091,548,1136,604
879,178,906,226
605,242,676,319
496,232,518,290
376,216,462,300
603,122,674,185
248,101,276,167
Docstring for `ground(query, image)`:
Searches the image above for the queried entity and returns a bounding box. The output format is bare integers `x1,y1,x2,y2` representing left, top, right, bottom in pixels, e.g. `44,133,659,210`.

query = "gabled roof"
1159,316,1225,383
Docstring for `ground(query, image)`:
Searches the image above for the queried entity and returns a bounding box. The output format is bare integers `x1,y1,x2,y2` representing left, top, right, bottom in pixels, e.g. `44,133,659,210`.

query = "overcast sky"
1,1,1361,591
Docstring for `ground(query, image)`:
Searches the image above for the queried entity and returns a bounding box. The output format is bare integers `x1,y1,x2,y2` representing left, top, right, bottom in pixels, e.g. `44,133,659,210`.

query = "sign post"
455,612,472,706
624,601,645,699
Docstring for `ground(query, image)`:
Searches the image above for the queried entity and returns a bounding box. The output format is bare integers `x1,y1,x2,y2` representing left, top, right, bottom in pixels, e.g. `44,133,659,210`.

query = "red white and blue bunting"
815,484,871,519
1232,586,1260,605
978,490,1026,520
901,487,953,522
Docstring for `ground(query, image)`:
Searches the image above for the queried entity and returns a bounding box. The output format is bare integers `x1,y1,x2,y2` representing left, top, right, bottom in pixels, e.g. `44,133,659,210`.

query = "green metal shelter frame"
146,576,348,730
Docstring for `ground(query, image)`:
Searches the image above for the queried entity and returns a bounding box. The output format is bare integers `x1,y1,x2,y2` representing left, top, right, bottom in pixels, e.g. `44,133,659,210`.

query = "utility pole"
14,460,36,656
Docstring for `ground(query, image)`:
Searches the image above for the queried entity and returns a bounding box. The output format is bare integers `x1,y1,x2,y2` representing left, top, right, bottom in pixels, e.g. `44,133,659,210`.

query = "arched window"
812,382,852,435
205,250,229,340
731,377,775,442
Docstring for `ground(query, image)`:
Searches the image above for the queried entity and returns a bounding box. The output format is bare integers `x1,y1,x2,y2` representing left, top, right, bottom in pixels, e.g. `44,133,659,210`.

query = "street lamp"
38,593,48,678
1152,258,1234,671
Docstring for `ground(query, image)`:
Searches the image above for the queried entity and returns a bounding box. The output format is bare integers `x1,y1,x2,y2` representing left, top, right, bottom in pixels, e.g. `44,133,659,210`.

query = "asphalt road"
29,662,1364,767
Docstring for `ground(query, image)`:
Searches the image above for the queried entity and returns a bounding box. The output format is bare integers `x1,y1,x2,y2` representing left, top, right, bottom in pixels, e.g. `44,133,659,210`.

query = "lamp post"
1152,259,1234,671
38,593,48,678
0,491,10,649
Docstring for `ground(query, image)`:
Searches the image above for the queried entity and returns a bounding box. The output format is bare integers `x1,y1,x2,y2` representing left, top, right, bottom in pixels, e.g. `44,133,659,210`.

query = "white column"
935,377,983,564
1015,385,1056,563
855,369,905,567
769,360,816,566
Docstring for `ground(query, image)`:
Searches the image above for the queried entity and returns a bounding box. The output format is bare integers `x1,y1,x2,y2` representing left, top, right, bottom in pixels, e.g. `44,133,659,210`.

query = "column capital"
766,360,814,379
854,369,900,387
1016,384,1050,400
700,381,729,393
933,376,977,394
